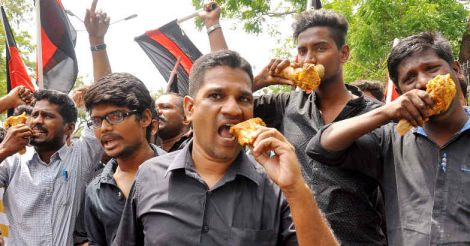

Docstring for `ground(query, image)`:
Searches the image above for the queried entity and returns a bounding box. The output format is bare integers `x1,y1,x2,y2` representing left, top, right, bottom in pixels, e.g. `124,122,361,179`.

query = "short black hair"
189,50,253,97
13,105,33,116
292,9,348,48
387,32,454,87
84,72,153,141
351,80,385,101
34,89,77,124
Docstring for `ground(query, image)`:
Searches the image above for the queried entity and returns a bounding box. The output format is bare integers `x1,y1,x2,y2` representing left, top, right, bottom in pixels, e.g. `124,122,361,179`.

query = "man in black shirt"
155,93,192,152
253,9,386,244
308,32,470,245
113,50,338,246
83,73,166,245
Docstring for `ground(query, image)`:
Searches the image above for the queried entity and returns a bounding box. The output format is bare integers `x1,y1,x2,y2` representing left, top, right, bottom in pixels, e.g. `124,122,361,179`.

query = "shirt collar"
99,144,163,187
414,108,470,136
99,159,118,186
165,141,262,186
31,143,69,164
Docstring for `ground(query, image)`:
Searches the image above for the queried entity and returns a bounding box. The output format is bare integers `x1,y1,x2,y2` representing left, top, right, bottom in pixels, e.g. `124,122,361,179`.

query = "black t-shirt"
255,85,387,245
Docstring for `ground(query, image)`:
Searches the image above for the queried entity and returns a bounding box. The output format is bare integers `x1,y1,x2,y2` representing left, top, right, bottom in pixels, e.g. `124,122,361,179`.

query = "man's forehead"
33,99,59,112
298,26,335,44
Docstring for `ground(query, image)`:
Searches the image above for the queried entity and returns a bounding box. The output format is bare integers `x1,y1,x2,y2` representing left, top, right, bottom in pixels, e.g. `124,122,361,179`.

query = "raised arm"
320,89,434,151
0,86,33,114
199,2,228,51
251,126,338,246
85,0,111,82
253,59,294,91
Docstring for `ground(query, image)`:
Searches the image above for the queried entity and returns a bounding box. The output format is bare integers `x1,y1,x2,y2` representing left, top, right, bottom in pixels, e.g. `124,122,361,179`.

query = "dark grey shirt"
307,109,470,245
84,145,166,246
113,142,297,246
255,85,387,245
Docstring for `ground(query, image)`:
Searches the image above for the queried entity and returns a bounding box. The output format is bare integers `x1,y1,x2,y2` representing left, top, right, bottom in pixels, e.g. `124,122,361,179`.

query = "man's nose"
221,97,242,117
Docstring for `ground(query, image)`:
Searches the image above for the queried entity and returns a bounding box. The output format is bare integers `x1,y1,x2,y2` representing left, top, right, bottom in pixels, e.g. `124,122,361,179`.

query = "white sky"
48,0,295,93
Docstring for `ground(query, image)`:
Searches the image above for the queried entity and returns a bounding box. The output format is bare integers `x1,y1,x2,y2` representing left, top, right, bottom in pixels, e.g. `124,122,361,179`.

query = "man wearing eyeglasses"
83,72,166,246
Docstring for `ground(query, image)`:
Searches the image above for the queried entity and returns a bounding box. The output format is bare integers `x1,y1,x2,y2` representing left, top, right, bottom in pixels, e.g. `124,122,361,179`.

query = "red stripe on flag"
41,28,57,68
145,30,193,74
8,47,35,91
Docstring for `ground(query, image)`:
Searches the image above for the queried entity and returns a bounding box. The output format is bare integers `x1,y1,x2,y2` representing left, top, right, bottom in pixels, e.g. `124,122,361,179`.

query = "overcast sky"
55,0,294,92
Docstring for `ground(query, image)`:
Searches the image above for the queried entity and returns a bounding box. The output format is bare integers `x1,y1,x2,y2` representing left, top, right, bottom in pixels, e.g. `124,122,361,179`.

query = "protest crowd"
0,0,468,245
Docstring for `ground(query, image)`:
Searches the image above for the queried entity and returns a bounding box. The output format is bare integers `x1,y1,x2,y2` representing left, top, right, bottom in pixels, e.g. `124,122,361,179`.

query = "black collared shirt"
255,85,387,245
84,145,166,246
307,109,470,245
113,142,297,246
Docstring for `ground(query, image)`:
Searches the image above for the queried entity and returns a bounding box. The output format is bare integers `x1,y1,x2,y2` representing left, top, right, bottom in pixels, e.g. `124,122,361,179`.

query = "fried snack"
229,118,266,146
3,112,28,154
279,63,325,93
396,74,457,136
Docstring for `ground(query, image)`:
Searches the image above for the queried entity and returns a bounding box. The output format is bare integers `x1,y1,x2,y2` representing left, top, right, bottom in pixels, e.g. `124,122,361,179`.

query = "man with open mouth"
113,50,338,246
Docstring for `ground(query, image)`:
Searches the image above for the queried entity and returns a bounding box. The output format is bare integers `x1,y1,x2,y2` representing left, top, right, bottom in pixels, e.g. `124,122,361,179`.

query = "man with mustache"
113,50,338,246
83,73,166,246
155,93,192,152
0,89,103,245
307,32,470,245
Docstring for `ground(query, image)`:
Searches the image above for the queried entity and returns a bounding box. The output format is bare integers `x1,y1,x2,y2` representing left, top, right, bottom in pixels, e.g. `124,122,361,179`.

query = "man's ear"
451,60,462,75
64,122,75,137
183,96,194,122
140,109,152,128
340,44,350,64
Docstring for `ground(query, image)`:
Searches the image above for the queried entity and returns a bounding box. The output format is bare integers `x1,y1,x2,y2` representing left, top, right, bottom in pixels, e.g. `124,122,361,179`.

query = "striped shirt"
0,127,103,245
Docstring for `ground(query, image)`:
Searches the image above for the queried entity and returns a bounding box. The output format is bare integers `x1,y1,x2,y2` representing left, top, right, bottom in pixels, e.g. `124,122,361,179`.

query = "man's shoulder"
138,150,180,178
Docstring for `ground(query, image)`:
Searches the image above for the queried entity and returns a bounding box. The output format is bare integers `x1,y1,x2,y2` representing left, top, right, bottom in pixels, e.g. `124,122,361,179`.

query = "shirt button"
202,225,209,233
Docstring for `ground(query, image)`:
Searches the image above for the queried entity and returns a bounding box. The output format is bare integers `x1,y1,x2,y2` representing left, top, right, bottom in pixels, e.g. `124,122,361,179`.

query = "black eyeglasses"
87,110,138,129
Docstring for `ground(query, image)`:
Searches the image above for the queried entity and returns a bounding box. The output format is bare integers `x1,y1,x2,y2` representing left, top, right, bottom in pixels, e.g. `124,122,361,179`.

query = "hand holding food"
279,63,324,93
229,118,266,146
4,112,29,154
396,74,456,135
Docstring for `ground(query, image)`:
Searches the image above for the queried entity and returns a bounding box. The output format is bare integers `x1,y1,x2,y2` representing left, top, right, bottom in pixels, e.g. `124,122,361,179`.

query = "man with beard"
113,50,338,246
83,73,166,246
155,93,192,152
0,89,103,245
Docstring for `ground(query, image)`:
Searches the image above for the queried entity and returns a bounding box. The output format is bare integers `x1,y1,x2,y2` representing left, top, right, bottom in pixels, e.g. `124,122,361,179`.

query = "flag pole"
36,0,44,89
177,2,217,25
166,56,182,92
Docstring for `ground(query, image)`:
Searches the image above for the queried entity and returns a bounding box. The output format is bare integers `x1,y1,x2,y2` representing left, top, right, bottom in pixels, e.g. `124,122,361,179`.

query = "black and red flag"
135,20,202,96
1,6,35,93
36,0,78,93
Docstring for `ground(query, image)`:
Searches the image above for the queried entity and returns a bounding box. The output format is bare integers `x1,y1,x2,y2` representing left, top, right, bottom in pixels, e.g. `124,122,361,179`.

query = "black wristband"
90,43,106,52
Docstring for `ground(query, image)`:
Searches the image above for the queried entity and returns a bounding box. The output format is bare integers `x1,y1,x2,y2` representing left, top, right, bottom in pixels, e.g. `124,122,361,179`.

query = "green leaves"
196,0,468,87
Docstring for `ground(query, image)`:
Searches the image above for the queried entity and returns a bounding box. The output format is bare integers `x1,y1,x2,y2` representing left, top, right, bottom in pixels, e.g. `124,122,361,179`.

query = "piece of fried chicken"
4,112,29,154
396,73,457,136
229,118,266,146
279,63,325,93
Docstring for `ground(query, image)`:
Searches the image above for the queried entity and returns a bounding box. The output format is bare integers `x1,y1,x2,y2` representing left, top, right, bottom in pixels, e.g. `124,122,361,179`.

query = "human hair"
189,50,253,97
34,89,77,124
13,105,33,116
84,72,153,142
292,9,348,48
0,127,5,143
387,32,454,87
459,71,468,100
351,80,385,101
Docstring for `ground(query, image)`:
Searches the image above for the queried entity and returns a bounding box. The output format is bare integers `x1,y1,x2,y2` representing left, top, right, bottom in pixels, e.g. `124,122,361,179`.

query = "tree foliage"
194,0,469,84
0,0,34,96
